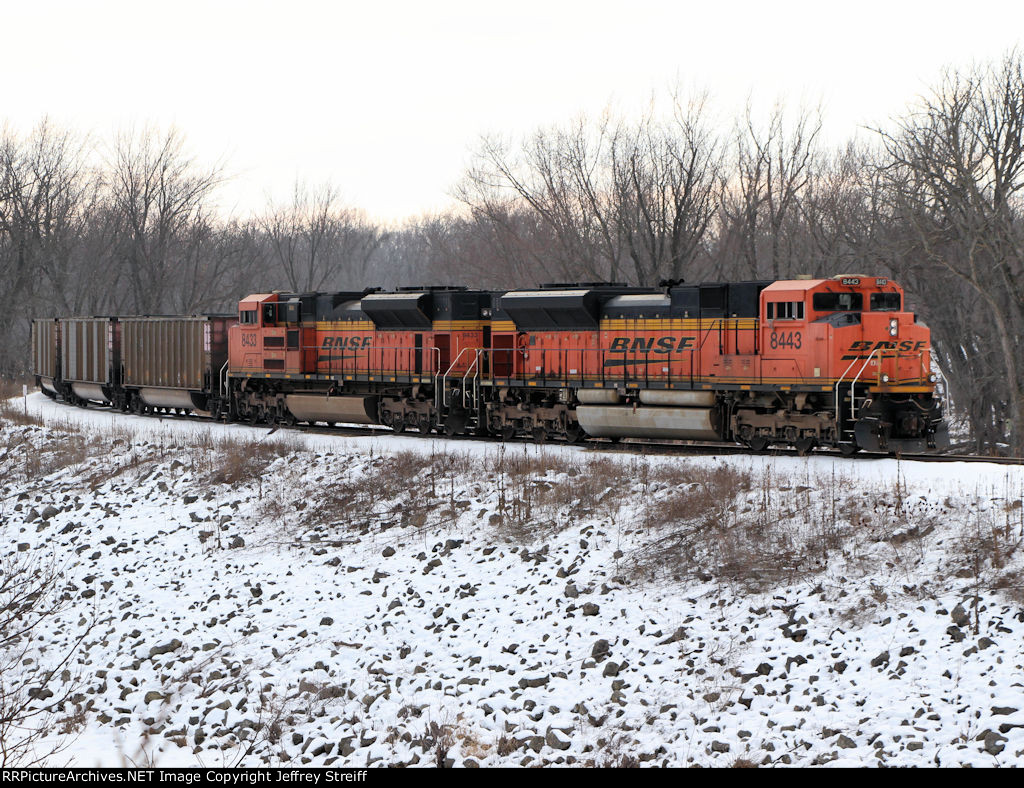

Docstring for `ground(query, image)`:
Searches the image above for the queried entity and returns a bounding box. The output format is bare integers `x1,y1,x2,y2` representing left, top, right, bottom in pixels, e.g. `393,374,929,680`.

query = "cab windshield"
813,292,862,311
870,292,901,311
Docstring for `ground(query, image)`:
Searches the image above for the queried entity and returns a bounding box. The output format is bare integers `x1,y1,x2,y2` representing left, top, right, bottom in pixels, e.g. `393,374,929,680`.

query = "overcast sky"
4,0,1022,222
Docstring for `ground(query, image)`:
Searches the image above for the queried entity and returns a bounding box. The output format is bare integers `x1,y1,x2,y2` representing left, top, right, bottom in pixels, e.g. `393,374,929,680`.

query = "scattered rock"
149,639,182,658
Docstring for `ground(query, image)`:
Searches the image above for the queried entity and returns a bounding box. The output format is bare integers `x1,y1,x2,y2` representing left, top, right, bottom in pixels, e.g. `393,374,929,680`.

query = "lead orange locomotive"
32,276,948,454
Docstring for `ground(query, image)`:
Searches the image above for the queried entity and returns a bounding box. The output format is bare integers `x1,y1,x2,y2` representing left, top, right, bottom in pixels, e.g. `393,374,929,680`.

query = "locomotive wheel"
500,425,515,441
839,442,860,456
416,415,432,434
392,418,406,434
564,424,584,443
532,427,547,444
747,436,769,452
794,437,816,456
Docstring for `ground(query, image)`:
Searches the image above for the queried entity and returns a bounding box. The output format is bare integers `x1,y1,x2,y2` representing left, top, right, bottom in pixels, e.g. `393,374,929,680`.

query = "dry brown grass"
0,378,43,427
488,447,623,542
189,433,302,486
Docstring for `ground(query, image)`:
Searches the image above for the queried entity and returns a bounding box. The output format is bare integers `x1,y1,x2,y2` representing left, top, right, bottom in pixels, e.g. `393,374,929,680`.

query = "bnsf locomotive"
30,276,949,454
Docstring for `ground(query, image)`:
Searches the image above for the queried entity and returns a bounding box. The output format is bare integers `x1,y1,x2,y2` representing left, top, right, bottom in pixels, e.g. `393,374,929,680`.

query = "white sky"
3,0,1022,223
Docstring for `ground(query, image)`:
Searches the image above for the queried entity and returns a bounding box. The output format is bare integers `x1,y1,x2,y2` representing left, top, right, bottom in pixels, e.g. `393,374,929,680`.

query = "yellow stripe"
315,320,375,330
599,319,759,330
432,320,487,330
491,321,516,331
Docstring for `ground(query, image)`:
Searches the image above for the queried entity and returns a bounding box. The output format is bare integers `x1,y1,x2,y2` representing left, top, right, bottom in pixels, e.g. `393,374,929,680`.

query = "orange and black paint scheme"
35,276,948,454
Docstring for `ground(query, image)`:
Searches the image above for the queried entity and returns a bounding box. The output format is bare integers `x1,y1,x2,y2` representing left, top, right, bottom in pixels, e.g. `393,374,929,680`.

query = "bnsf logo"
842,339,927,360
609,336,696,353
321,336,371,349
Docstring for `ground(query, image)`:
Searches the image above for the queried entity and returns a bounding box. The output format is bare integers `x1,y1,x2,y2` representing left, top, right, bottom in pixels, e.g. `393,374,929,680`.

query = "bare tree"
458,118,624,283
106,126,223,314
720,101,823,279
261,181,385,292
610,91,722,284
0,546,91,765
877,52,1024,453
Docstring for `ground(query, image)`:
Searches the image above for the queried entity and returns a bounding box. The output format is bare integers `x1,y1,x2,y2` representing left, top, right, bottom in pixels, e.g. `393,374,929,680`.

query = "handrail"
460,349,481,409
849,346,882,421
431,346,441,408
441,346,475,407
833,354,864,423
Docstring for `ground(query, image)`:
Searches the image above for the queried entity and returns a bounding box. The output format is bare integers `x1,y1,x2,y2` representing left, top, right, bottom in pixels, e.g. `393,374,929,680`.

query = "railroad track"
28,399,1024,466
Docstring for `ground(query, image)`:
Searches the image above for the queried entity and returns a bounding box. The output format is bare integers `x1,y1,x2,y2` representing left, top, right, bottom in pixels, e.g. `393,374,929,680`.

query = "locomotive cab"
761,276,946,453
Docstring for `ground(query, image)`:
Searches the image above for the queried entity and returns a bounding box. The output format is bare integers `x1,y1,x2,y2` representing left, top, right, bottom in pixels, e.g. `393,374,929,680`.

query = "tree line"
2,54,1022,454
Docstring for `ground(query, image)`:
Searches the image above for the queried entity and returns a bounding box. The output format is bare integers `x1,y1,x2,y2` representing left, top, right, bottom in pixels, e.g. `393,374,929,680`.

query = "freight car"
31,275,949,455
31,314,232,413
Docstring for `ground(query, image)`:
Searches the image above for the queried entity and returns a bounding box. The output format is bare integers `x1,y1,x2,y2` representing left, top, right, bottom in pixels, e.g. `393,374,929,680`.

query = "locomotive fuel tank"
576,404,721,441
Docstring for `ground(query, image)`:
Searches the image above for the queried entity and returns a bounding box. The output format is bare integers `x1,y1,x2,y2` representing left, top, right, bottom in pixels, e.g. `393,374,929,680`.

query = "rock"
228,535,245,549
992,707,1018,716
946,626,965,643
144,691,166,703
320,617,334,626
602,662,620,678
836,734,856,749
183,494,198,505
546,729,571,751
591,640,610,661
658,627,686,645
518,675,550,689
581,603,600,616
17,543,29,552
978,729,1007,755
711,741,730,753
149,639,182,658
870,651,889,668
382,546,396,557
41,505,60,520
756,662,773,675
950,603,970,628
526,736,545,753
564,583,579,598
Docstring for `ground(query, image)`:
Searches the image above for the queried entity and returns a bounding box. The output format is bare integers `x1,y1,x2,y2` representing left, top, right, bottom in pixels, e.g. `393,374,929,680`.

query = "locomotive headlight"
928,373,937,383
881,374,890,383
888,318,898,336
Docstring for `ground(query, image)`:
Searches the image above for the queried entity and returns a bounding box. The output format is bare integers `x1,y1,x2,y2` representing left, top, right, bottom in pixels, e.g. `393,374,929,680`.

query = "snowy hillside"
2,393,1024,767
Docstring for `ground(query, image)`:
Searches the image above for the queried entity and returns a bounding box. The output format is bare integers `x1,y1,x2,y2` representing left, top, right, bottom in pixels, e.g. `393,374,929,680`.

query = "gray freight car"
120,315,233,414
31,318,61,398
60,317,120,404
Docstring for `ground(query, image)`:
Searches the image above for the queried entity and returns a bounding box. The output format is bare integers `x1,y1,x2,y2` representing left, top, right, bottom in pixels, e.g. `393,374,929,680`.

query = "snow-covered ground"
2,393,1024,767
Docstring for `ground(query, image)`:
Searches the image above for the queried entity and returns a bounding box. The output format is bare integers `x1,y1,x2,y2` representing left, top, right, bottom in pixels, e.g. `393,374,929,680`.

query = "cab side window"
767,301,804,320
